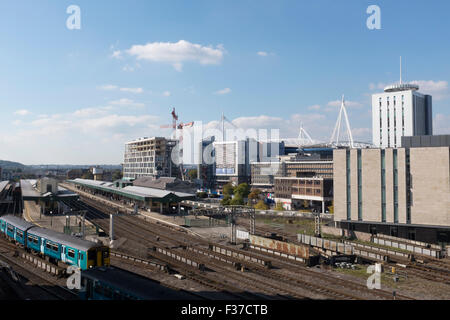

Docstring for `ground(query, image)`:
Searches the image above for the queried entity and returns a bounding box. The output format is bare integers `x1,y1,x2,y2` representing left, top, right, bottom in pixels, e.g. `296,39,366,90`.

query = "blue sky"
0,0,449,164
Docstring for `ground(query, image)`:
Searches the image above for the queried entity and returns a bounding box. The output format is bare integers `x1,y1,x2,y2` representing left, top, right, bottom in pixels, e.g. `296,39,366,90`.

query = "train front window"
103,250,109,258
88,250,96,260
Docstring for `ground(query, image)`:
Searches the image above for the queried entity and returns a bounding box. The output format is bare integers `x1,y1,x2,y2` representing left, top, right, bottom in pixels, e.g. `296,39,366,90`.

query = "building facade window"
357,149,362,221
405,149,411,224
346,150,351,220
393,150,398,223
381,150,386,223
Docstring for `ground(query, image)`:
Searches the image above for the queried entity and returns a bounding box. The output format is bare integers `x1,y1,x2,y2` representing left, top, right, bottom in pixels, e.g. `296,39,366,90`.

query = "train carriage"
27,226,110,270
0,215,34,246
0,215,110,270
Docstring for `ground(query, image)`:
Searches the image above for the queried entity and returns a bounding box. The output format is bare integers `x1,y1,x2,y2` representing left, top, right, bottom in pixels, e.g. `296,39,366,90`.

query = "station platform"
23,200,97,237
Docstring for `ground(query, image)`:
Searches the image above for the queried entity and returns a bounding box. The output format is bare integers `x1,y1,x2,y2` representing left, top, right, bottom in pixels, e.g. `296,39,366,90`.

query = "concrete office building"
372,82,432,148
251,162,286,192
123,137,177,180
274,176,333,211
333,143,450,243
213,139,258,188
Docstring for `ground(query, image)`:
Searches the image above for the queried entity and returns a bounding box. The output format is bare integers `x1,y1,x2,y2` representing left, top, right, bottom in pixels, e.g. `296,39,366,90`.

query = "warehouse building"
333,139,450,244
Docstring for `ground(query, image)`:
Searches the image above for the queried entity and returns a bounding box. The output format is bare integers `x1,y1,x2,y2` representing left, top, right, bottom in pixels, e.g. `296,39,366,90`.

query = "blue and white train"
0,215,110,270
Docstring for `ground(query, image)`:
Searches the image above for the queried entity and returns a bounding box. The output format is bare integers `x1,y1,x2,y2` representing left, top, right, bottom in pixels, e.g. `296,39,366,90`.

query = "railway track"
0,239,78,300
65,195,414,300
63,197,271,299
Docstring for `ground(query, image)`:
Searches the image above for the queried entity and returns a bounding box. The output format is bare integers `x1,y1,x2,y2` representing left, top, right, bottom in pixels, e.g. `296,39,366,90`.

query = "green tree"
221,196,232,206
112,170,123,181
82,171,94,180
254,200,268,210
197,192,207,198
188,169,198,181
275,201,285,211
248,189,261,200
230,194,244,205
222,183,234,197
234,183,250,199
328,201,334,213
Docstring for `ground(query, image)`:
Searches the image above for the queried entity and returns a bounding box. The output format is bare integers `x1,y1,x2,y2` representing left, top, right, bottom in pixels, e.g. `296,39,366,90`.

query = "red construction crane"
160,107,194,129
159,107,194,181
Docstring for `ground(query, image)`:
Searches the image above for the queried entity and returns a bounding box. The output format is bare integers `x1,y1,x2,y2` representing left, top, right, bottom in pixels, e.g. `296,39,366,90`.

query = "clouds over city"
113,40,225,71
98,85,143,93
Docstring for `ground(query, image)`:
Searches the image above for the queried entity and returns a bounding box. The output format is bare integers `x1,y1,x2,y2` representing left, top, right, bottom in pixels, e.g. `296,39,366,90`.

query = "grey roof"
0,181,9,194
28,226,102,251
20,179,41,198
71,179,195,201
133,177,176,189
0,215,35,231
123,185,195,199
20,179,78,200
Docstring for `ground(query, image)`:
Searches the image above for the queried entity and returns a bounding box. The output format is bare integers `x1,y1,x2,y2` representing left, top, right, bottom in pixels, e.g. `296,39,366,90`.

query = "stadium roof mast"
329,95,354,148
298,122,314,146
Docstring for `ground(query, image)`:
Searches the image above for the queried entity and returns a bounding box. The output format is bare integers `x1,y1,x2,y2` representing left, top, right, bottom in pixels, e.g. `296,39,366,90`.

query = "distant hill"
0,160,27,169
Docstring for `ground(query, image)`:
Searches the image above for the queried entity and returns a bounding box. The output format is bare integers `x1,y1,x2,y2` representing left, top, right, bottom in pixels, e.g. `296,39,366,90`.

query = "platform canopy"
20,179,79,201
69,178,195,203
0,181,9,194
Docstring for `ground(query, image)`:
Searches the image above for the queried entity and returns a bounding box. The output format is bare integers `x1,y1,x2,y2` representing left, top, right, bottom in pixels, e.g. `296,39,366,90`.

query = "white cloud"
120,87,143,94
410,80,448,100
214,88,231,95
352,127,371,140
98,85,143,94
434,113,450,134
111,50,122,59
257,51,268,57
73,106,113,117
109,98,145,108
307,104,321,111
327,100,363,108
122,65,135,72
98,84,118,91
162,91,171,97
369,80,449,100
14,109,30,116
126,40,225,71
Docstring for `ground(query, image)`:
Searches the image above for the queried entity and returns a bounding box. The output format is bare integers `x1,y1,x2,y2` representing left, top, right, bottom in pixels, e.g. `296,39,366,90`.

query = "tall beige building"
333,145,450,243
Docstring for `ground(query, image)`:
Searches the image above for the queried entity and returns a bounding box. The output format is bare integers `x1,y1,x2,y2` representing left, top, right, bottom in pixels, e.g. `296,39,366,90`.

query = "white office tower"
372,59,433,148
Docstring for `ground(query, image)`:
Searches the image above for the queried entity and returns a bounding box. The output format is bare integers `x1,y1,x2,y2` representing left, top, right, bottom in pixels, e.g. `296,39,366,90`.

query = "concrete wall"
350,150,358,221
397,148,407,224
333,150,347,222
410,147,450,226
361,149,381,222
334,146,449,229
385,149,394,223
